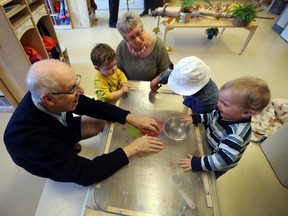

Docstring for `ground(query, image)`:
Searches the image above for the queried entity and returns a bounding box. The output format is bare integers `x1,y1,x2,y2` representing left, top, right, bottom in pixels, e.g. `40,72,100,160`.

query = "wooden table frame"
156,12,258,55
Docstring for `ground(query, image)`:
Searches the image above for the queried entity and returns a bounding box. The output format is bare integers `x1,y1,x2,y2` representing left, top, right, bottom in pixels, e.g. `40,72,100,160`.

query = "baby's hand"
120,83,129,93
121,82,129,88
178,154,193,172
179,113,193,125
150,77,161,91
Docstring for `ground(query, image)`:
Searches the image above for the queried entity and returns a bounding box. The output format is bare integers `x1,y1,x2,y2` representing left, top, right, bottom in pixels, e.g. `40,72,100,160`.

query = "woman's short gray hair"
26,59,63,102
116,11,144,38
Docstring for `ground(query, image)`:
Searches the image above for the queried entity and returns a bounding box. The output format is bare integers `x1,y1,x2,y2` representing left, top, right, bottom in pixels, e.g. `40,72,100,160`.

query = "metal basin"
163,117,191,141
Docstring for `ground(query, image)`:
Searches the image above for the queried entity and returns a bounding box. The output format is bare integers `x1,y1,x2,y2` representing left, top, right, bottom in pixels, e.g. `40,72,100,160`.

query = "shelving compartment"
0,0,69,105
45,0,72,29
13,15,34,39
3,0,26,18
37,15,63,60
20,27,48,62
29,1,47,23
27,0,43,9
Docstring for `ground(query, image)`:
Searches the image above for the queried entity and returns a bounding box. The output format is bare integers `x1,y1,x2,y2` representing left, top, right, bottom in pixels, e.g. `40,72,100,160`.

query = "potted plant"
179,0,194,23
205,28,219,39
228,1,257,27
180,0,195,12
180,0,212,12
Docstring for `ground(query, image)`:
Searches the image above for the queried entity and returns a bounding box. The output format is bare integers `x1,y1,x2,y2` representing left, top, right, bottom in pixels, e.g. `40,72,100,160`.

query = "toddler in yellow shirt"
90,43,129,103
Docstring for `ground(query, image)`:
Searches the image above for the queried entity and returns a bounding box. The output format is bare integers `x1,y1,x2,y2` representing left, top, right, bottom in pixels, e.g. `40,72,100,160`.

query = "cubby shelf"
0,0,67,107
45,0,72,29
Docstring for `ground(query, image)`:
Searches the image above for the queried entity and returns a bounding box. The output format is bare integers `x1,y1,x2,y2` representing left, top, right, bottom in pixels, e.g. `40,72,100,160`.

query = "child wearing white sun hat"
153,56,219,113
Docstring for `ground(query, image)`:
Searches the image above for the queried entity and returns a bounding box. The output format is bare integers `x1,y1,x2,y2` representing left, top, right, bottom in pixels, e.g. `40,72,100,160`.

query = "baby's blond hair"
220,76,270,113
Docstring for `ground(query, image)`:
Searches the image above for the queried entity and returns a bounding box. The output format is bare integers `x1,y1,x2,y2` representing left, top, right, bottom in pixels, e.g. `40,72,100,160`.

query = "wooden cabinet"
66,0,94,28
0,0,65,106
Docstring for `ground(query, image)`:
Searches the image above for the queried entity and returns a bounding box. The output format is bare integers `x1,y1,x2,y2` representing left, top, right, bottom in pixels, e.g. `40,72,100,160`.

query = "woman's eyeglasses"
126,29,144,42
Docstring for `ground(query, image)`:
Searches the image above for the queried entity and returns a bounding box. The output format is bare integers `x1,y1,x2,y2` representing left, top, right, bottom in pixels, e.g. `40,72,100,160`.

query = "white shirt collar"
32,98,67,126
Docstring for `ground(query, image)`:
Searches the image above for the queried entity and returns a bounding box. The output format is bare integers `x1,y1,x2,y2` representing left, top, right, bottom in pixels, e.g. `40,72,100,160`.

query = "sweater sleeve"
52,147,129,186
116,41,126,74
3,92,130,186
192,113,202,124
74,95,130,124
156,37,171,74
158,70,171,84
191,133,245,172
191,115,251,173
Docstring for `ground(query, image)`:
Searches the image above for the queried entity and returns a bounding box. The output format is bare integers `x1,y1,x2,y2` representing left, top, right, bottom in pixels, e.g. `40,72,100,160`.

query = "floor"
1,2,288,216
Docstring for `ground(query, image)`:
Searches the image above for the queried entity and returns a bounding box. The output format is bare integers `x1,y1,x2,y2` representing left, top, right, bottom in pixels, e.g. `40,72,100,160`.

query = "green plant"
180,0,212,13
180,0,194,13
228,1,257,23
205,28,219,39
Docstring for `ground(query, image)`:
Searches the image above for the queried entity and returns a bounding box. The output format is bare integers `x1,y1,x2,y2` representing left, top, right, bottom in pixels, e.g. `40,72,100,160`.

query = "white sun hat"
167,56,211,96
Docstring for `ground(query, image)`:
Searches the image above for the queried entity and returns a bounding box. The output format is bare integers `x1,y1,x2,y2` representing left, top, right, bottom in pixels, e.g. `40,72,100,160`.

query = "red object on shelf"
54,1,60,12
41,36,57,51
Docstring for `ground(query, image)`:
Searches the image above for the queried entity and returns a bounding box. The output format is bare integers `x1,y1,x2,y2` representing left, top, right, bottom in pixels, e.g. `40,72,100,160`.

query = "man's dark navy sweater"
4,92,130,186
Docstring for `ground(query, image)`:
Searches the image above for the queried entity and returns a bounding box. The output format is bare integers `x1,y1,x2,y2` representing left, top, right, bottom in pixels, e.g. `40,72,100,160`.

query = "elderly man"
4,59,163,186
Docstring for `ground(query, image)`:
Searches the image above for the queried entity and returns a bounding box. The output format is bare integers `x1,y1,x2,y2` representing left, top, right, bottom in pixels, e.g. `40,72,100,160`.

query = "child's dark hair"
90,43,116,67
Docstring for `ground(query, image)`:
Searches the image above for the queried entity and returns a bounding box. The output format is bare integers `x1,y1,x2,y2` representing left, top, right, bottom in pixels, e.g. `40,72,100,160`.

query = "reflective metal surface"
84,82,221,216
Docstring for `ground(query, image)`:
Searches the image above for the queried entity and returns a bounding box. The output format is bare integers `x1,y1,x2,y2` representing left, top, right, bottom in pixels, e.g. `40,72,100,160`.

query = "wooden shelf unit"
0,0,66,106
66,0,95,28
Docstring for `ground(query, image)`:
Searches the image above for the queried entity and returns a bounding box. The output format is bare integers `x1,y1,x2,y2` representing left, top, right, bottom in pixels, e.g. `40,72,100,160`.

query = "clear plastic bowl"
163,117,191,141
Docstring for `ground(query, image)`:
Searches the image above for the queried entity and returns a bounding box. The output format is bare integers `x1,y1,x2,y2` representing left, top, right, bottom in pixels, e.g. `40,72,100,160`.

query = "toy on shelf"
57,0,70,25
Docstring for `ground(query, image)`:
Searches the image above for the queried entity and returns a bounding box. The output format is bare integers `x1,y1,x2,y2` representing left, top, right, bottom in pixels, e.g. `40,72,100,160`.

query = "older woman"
116,11,172,89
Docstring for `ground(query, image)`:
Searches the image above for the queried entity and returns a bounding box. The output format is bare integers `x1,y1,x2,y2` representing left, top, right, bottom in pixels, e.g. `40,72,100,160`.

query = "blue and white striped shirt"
192,109,251,172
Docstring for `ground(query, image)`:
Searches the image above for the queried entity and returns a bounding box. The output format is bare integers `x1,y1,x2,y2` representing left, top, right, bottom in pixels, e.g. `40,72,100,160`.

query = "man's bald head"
26,59,74,102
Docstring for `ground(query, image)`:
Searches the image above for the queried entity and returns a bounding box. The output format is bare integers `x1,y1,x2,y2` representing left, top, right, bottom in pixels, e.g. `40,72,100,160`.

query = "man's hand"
178,154,193,172
123,135,164,158
126,114,160,134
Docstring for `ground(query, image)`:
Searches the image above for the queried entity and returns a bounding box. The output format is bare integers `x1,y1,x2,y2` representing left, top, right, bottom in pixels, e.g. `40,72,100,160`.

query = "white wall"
94,0,143,10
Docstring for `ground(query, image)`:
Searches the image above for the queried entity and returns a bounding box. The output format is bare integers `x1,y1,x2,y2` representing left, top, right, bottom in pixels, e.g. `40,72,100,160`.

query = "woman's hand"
178,154,193,172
